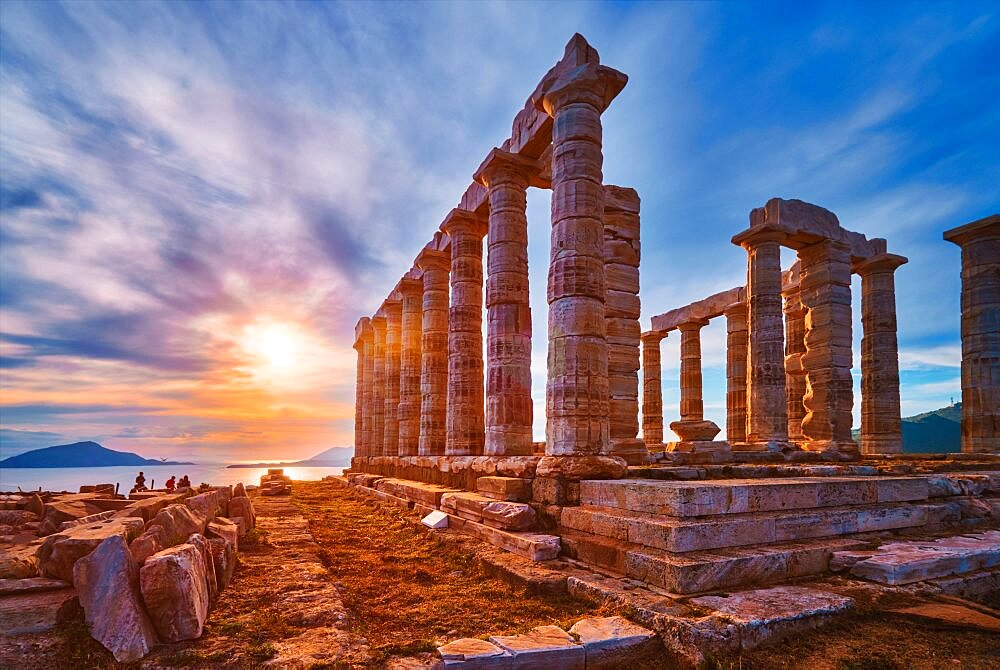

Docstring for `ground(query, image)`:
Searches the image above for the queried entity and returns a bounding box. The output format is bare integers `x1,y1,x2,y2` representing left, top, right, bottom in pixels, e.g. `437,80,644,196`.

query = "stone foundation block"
568,615,658,669
476,476,532,502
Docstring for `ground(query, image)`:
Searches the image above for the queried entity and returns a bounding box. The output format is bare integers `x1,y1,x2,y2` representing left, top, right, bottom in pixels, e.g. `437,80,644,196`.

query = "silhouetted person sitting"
134,471,147,491
178,475,191,489
165,476,176,492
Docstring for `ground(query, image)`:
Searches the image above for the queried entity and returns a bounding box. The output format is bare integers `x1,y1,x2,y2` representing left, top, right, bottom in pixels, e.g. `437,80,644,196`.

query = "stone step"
580,476,929,517
831,530,1000,585
560,529,867,594
476,476,532,502
446,513,560,562
561,500,943,553
440,492,536,531
373,478,460,508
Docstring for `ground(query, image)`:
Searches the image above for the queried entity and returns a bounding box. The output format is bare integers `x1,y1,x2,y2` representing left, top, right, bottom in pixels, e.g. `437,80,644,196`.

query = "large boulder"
206,518,239,553
227,497,255,530
0,543,42,578
184,491,220,522
39,517,145,582
38,499,104,536
150,504,206,545
187,533,218,601
129,525,168,566
207,537,237,591
139,544,210,642
73,535,158,663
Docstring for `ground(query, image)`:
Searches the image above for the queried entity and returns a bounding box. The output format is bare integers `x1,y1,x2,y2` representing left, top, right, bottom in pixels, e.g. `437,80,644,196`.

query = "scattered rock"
184,491,221,522
207,536,237,591
0,543,42,578
130,525,168,566
0,577,69,596
187,533,218,601
206,517,239,552
150,504,206,545
139,543,210,642
227,496,256,530
73,535,158,663
25,494,45,518
38,517,145,582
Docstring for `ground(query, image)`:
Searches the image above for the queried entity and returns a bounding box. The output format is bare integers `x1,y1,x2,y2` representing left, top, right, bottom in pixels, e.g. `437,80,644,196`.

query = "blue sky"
1,1,997,461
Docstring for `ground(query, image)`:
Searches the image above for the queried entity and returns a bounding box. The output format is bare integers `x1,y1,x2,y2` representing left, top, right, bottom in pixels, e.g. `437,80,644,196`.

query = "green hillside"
852,403,961,453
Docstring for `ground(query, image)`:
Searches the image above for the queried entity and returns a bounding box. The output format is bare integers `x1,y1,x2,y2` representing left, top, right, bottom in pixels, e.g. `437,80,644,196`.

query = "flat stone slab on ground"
833,530,1000,585
438,638,509,668
0,577,69,596
568,615,658,669
0,587,78,635
489,625,584,669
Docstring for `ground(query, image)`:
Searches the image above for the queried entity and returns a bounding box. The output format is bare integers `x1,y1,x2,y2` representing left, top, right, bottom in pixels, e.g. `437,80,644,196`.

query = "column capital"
641,330,667,345
723,301,747,319
473,148,540,189
732,225,787,250
532,62,629,117
380,298,402,320
354,317,372,349
676,318,710,333
853,252,908,276
415,247,450,272
397,276,423,297
943,214,999,247
440,207,487,239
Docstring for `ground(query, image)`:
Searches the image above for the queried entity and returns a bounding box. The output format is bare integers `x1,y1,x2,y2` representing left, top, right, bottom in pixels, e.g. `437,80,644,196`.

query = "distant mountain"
0,441,194,468
226,446,353,469
852,403,961,453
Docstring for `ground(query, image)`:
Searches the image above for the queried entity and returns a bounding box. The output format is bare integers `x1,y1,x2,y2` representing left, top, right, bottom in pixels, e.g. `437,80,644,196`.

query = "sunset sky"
1,1,998,463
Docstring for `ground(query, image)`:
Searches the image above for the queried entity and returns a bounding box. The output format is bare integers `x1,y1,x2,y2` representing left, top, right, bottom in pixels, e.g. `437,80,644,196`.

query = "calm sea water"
0,464,346,493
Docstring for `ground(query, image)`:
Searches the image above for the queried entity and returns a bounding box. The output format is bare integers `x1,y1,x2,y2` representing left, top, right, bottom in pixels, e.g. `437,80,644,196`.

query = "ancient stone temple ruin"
345,34,999,666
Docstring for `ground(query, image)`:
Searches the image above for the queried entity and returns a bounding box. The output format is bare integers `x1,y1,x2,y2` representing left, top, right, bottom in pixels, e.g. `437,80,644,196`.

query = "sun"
239,321,309,383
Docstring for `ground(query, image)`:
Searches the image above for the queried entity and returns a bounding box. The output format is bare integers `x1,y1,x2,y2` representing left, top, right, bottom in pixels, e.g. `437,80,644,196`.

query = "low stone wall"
351,455,540,491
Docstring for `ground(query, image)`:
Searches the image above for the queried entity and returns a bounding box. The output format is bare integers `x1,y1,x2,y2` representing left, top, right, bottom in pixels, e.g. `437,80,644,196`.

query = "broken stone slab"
73,534,158,662
0,577,69,596
489,625,584,669
150,504,207,545
207,537,236,591
0,586,79,635
477,476,532,502
122,493,190,523
206,517,239,552
187,533,218,601
835,530,1000,585
38,516,145,582
690,586,854,649
184,491,221,521
130,525,168,566
0,543,42,579
568,615,658,669
0,510,40,526
421,510,449,529
38,498,105,536
58,509,116,530
441,492,536,531
139,543,210,642
438,638,510,668
227,496,256,530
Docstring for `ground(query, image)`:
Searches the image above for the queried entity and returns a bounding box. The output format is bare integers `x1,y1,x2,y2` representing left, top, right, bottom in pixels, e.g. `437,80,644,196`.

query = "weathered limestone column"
353,318,372,459
441,209,488,456
944,215,999,453
533,62,628,480
732,226,789,449
397,276,423,457
798,240,857,454
668,320,723,451
370,313,387,457
416,247,450,456
782,272,807,444
855,253,908,455
475,150,537,456
381,297,402,457
641,331,666,447
604,186,644,464
724,303,748,444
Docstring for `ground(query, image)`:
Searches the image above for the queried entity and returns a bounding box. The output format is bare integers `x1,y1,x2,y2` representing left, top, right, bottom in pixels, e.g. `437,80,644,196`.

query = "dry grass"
292,480,611,664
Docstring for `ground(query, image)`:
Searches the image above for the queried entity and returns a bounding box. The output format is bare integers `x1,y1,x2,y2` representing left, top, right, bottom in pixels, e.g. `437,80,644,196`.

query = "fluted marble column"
641,331,666,447
733,226,788,449
370,314,387,457
669,320,721,447
783,277,807,443
799,239,856,453
416,247,450,456
397,276,423,457
475,149,537,456
535,63,626,465
724,303,748,444
441,209,487,456
855,253,907,454
944,215,999,453
354,317,372,458
381,297,402,457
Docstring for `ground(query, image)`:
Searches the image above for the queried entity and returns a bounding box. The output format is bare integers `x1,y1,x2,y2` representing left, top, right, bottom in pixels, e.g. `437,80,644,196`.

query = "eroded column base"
610,438,650,465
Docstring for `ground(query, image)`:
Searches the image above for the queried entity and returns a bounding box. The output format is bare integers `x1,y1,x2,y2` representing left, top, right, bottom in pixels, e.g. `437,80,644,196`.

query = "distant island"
0,441,194,468
227,446,353,469
852,403,961,453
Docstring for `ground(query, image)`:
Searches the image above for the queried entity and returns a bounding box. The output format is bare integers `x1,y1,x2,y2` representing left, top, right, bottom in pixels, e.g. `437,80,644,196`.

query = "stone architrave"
733,226,789,450
668,320,723,451
641,331,666,448
397,276,423,457
353,318,371,459
475,149,538,456
382,297,403,457
782,273,807,443
798,239,857,454
855,253,908,454
533,61,627,467
441,208,488,456
604,186,643,453
370,314,387,457
416,247,451,456
944,215,999,453
724,302,748,444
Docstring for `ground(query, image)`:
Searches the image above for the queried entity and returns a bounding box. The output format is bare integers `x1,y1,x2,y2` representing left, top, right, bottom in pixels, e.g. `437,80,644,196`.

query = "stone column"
782,274,807,444
416,247,450,456
641,331,666,447
944,215,999,453
370,313,387,457
397,276,423,457
381,297,402,457
798,239,856,454
604,186,644,464
474,150,537,456
534,62,628,479
855,253,907,455
724,302,748,444
668,320,722,451
353,317,372,460
441,209,488,456
732,227,789,449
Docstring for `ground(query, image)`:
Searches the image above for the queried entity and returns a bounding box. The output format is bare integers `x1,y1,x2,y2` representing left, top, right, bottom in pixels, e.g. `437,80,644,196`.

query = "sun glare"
240,321,309,384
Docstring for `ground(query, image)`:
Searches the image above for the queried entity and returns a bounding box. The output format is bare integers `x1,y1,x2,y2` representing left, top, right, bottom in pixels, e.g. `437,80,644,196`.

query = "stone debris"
38,516,144,582
72,535,158,662
227,496,256,530
421,510,449,529
187,533,219,601
207,537,237,590
206,517,239,552
150,504,207,545
140,543,210,642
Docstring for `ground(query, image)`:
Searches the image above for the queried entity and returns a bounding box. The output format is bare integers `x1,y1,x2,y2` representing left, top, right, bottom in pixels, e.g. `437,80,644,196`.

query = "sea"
0,464,347,494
